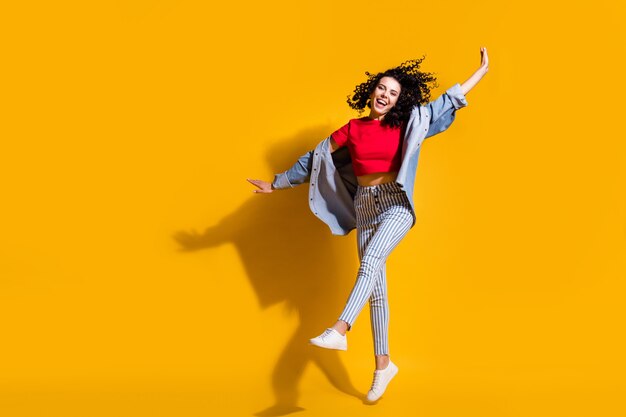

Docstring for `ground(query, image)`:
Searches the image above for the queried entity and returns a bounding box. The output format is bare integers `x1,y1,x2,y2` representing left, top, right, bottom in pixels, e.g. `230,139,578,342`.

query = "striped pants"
338,181,414,355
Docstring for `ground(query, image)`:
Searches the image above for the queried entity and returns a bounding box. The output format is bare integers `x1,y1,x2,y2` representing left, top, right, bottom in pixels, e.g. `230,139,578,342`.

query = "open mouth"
376,99,387,107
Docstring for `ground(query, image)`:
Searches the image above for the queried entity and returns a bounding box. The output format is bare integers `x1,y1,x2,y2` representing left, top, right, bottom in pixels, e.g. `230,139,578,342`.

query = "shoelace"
370,371,382,391
320,329,334,340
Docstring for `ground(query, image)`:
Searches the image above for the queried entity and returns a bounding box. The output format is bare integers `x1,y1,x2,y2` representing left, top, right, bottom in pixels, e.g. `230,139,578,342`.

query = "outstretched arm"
247,134,344,194
461,47,489,95
247,147,315,194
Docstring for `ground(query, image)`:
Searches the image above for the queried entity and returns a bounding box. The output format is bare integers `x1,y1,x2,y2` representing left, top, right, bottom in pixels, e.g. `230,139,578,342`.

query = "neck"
367,110,385,121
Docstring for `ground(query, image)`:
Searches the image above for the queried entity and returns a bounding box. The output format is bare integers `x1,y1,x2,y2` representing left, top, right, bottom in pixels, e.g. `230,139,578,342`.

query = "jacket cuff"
446,83,468,109
272,172,293,190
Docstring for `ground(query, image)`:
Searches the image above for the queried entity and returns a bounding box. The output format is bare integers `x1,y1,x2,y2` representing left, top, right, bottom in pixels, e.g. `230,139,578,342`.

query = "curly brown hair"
347,57,437,128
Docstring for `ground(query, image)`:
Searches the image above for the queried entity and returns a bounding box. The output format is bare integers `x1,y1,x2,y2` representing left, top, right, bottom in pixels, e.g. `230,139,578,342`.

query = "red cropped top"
331,117,404,176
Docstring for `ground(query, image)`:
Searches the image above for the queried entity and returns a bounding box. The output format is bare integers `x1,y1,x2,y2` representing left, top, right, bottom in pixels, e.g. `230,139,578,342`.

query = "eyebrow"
379,83,400,94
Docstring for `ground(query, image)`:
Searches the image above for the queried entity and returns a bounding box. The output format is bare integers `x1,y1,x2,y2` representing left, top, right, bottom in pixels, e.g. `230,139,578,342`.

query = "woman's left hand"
461,46,489,95
479,46,489,73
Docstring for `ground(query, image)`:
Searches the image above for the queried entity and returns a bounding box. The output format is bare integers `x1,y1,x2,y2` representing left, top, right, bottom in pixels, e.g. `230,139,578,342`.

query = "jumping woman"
247,47,489,402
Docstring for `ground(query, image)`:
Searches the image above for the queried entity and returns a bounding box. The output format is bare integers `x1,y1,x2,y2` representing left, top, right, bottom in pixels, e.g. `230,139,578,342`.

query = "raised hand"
480,46,489,72
246,178,274,194
460,46,490,95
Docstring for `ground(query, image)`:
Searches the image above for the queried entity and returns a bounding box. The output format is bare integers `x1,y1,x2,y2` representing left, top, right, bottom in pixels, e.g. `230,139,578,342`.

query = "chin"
375,104,388,113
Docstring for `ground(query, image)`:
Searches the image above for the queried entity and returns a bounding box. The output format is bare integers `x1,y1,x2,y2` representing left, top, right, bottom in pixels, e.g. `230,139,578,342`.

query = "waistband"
356,181,402,193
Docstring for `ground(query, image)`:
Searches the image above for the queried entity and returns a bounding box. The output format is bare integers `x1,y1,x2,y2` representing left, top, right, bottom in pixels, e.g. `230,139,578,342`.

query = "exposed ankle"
375,355,390,370
332,320,349,335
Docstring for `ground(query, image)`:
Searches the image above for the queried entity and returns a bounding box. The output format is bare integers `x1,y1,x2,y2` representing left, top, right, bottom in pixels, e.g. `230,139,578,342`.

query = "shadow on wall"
173,126,364,416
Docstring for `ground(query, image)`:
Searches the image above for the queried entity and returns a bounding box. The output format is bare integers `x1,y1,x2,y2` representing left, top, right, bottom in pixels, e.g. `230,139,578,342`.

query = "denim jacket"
272,83,468,236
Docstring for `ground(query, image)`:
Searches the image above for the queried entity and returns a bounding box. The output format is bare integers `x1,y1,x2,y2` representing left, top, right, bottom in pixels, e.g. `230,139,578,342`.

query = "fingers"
479,46,489,69
246,178,264,189
247,178,272,193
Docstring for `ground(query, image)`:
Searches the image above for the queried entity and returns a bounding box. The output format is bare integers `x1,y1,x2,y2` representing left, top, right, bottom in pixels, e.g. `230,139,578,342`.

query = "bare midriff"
357,171,398,187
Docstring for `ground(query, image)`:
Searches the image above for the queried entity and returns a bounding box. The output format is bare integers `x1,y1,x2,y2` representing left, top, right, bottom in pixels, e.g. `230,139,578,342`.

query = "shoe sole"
308,339,347,351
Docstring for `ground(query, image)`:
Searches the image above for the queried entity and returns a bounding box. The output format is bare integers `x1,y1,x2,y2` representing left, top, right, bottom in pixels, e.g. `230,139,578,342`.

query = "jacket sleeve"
425,83,468,138
271,149,314,190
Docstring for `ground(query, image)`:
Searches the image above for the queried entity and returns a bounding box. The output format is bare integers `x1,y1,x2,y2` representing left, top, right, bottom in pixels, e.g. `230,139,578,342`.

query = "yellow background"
1,1,625,416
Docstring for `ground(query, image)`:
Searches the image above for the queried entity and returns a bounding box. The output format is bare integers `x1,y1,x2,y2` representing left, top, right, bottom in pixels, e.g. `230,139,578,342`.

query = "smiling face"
369,76,401,120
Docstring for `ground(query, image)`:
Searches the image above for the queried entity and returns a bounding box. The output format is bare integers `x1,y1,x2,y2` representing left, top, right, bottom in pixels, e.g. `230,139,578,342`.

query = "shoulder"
336,117,365,132
409,104,429,121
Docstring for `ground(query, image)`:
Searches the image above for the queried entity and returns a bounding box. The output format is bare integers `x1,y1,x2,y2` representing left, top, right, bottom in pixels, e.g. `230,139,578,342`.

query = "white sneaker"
366,360,398,402
309,328,347,351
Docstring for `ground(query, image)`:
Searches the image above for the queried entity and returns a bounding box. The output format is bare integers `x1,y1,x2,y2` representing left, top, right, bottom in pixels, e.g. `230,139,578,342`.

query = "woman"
247,48,489,402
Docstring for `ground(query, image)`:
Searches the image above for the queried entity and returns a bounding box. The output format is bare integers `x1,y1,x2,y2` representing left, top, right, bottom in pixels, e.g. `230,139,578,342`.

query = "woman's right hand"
246,178,274,193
